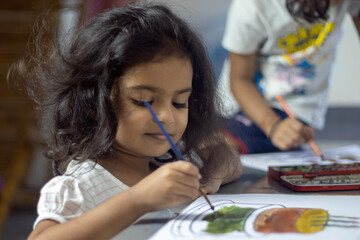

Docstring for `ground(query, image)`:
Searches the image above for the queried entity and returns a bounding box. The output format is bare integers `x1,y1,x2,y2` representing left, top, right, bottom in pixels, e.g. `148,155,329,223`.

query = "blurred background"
0,0,359,239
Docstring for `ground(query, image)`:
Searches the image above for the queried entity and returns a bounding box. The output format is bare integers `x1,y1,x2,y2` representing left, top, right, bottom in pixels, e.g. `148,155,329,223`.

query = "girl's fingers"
170,181,201,200
202,179,222,194
304,126,314,141
161,165,201,190
176,176,200,190
157,162,201,196
169,161,201,179
279,120,312,147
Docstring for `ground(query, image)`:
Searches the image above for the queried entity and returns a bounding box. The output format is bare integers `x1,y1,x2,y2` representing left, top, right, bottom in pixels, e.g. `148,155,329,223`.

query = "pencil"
144,101,215,210
275,95,325,160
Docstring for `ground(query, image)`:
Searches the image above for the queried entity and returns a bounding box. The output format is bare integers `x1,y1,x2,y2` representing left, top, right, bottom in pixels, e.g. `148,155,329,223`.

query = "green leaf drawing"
203,206,255,234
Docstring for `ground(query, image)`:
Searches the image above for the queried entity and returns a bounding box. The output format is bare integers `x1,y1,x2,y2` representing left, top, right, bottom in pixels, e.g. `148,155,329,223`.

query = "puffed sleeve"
33,175,95,228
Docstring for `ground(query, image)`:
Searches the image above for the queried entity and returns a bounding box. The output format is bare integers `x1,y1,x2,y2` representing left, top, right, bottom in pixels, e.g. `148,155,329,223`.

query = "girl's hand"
201,178,223,195
270,118,314,150
129,161,201,212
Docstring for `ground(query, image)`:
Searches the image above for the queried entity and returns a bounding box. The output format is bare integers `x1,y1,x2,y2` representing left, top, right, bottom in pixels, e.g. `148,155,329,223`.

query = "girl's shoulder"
34,160,130,227
40,160,129,199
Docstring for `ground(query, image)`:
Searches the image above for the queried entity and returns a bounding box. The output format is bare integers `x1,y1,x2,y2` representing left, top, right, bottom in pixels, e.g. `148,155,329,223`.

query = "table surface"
113,165,360,239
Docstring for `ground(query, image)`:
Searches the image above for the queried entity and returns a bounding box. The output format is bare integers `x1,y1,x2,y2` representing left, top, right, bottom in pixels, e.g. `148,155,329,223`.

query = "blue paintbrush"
144,101,184,160
144,101,214,211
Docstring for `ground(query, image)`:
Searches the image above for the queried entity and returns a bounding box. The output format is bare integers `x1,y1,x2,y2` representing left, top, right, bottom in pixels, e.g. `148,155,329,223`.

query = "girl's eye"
173,102,188,108
131,99,187,108
131,99,152,107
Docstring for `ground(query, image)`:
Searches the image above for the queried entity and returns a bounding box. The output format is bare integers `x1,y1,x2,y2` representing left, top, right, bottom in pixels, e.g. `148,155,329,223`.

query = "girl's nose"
155,104,175,125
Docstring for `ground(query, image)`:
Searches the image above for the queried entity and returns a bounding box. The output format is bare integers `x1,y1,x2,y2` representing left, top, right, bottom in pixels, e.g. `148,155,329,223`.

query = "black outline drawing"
168,199,360,239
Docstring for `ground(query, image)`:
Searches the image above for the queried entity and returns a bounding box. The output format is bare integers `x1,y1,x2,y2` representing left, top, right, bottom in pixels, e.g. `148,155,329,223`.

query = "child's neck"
98,152,151,187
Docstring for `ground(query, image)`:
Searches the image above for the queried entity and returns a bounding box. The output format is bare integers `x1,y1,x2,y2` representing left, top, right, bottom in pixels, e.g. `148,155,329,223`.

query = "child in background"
218,0,360,154
8,3,242,239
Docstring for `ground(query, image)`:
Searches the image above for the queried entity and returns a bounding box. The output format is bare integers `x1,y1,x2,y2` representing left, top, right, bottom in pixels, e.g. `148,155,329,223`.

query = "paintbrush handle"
275,95,296,119
200,187,215,210
144,101,184,159
309,140,325,160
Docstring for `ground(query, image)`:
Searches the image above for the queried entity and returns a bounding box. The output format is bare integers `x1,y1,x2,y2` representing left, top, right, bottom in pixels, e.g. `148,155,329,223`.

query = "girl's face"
113,55,193,158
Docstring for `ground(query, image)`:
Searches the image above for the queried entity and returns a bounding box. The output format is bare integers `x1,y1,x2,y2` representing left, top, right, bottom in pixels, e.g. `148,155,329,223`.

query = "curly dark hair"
8,2,238,181
286,0,330,23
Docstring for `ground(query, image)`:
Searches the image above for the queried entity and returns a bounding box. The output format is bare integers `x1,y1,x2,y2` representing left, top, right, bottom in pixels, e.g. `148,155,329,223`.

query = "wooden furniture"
0,0,59,232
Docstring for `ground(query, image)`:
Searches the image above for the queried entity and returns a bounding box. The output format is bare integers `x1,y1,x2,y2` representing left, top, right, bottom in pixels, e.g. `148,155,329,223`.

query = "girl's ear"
109,81,118,103
109,79,122,115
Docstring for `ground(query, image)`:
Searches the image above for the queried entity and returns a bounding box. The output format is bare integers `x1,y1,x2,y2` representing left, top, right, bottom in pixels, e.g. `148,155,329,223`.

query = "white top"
33,150,199,230
218,0,360,129
34,160,129,228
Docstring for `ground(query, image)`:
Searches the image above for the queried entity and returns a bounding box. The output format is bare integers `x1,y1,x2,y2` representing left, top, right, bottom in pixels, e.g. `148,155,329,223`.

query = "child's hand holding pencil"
275,95,325,160
269,116,314,151
267,96,314,151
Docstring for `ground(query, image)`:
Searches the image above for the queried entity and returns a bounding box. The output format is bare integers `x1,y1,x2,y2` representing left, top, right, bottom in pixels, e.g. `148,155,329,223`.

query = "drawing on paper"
169,199,360,238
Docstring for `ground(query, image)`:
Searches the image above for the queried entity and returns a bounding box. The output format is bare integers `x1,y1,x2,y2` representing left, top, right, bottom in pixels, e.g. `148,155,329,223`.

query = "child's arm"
28,161,201,240
201,142,242,194
195,132,243,194
228,52,313,150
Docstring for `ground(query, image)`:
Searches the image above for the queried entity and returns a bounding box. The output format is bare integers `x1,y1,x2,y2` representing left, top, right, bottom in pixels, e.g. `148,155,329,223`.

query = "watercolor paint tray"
268,163,360,181
280,173,360,191
267,163,360,191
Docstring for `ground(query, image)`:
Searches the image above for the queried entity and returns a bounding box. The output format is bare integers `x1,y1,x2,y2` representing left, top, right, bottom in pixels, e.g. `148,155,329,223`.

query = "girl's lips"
146,133,169,141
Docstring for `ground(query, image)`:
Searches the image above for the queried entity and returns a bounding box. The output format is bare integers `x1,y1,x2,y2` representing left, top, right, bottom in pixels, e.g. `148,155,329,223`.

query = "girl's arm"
198,133,243,194
202,143,242,194
228,52,313,150
28,161,201,240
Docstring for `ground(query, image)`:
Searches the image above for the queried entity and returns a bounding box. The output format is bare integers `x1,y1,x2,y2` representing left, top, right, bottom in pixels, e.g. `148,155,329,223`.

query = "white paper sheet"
240,145,360,172
150,194,360,240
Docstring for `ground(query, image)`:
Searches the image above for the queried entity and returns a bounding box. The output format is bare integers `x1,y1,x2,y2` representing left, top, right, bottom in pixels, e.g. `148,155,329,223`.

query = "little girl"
8,2,242,239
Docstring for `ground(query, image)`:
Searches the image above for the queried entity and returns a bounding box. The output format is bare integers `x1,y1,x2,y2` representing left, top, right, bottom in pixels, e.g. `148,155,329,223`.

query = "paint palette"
268,163,360,180
280,174,360,191
268,163,360,191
